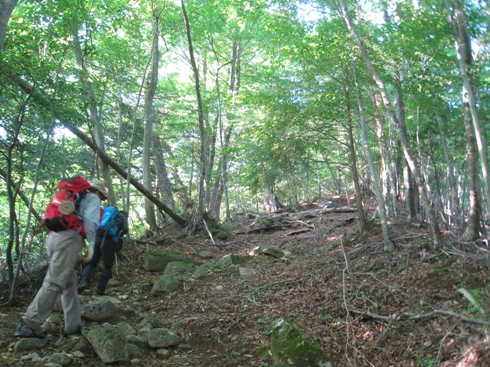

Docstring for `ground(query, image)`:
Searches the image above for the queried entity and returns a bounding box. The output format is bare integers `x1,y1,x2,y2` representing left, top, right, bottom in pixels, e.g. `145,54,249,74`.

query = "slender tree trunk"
462,92,481,240
447,0,490,222
72,17,114,203
117,93,128,211
355,74,393,252
143,15,160,232
370,88,394,218
436,114,460,228
394,71,417,223
181,0,207,221
339,0,443,248
153,135,175,224
345,78,366,231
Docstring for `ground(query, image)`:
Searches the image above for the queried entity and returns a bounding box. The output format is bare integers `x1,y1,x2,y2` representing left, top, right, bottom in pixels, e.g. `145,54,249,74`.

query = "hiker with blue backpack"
78,207,129,295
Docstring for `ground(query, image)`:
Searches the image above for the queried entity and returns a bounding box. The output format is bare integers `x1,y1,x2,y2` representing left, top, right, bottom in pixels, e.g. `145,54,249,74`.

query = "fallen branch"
349,308,490,326
286,228,311,236
203,219,216,245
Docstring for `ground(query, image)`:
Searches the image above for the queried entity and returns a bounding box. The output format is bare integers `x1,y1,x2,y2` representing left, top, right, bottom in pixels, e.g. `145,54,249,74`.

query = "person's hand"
84,241,95,263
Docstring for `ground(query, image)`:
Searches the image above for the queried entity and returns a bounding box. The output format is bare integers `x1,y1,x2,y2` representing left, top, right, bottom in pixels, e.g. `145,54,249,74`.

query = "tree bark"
0,168,42,223
0,0,18,51
143,15,160,232
345,77,366,231
393,71,417,223
355,74,393,252
447,0,490,222
153,135,176,224
181,0,207,220
436,114,460,228
338,0,443,248
462,92,481,241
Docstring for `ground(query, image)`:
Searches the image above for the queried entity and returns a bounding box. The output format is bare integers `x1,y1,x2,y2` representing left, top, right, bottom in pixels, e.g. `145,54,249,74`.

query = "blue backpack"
97,206,129,248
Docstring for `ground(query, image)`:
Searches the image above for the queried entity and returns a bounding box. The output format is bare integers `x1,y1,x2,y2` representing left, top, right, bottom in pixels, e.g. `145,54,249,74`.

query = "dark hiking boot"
15,321,47,338
96,289,107,296
77,281,88,294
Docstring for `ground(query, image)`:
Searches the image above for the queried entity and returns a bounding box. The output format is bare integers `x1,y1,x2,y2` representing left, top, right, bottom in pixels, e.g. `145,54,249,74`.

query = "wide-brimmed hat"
89,179,108,200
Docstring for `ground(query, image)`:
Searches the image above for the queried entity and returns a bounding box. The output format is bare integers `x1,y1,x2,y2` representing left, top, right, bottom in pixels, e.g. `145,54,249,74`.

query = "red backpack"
43,176,92,236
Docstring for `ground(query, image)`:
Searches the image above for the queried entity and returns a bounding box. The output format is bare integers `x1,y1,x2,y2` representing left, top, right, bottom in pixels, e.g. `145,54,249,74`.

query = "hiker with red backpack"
15,177,108,338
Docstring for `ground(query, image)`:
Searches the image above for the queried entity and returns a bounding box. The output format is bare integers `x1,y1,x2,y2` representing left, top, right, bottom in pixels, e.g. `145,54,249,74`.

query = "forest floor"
1,197,490,367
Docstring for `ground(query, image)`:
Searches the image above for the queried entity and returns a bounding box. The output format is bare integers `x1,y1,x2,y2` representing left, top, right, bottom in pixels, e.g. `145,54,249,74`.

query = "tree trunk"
181,0,207,221
447,0,490,222
393,71,418,223
462,91,481,241
153,135,176,225
436,114,460,228
0,0,18,51
72,17,114,204
143,15,160,233
355,74,393,252
339,0,443,248
345,78,366,231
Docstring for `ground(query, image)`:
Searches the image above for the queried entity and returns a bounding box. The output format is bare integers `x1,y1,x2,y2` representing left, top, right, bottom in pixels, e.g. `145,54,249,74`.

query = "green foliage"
417,355,437,367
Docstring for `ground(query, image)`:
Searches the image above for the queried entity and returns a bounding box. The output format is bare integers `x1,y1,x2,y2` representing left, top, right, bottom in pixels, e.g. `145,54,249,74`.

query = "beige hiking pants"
23,230,83,334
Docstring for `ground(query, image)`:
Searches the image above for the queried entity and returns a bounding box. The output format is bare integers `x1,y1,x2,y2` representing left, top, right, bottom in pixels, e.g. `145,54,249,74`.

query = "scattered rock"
82,324,129,363
143,251,189,271
147,328,181,349
81,299,118,321
270,317,333,367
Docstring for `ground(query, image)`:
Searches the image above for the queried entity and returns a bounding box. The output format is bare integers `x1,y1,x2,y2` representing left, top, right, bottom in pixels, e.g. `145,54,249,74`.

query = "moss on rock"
270,317,333,367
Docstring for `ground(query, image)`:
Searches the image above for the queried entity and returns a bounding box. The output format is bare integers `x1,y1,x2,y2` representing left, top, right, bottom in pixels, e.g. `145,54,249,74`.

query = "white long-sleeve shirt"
79,192,101,245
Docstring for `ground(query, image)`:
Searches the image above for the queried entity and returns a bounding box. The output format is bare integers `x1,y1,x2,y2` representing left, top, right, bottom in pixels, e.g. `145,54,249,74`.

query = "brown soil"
1,200,490,367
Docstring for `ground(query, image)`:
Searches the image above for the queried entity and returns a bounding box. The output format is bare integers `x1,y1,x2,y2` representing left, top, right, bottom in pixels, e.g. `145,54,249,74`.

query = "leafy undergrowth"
1,201,490,367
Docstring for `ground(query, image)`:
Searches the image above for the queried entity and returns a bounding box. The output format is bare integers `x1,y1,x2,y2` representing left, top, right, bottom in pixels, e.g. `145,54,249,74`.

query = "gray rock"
126,334,146,345
127,343,143,359
163,261,197,277
82,324,129,363
262,245,284,259
198,251,216,259
156,348,171,357
147,328,181,349
239,267,256,276
48,352,73,366
143,251,189,271
116,322,136,336
194,262,214,277
13,337,48,353
215,253,239,268
151,275,181,296
270,317,333,367
81,299,118,321
250,245,284,258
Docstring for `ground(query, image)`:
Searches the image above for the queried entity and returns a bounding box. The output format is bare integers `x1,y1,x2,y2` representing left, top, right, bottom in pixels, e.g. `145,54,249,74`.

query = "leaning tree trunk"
12,75,187,226
339,0,443,249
